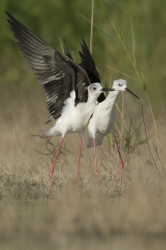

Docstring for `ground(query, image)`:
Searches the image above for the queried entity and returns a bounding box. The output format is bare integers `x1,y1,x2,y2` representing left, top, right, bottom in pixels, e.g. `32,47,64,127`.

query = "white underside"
86,91,119,147
42,90,98,138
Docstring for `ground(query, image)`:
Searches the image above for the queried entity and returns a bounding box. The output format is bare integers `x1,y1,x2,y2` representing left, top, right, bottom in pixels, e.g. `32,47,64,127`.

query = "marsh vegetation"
0,0,166,249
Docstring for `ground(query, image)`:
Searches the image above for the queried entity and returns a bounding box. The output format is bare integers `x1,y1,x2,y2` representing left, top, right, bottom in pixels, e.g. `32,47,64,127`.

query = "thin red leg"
49,137,64,191
114,136,124,186
94,139,98,175
77,137,83,184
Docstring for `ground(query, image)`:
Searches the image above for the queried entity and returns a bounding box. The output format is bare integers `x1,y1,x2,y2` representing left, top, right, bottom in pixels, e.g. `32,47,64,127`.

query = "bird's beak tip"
126,88,140,99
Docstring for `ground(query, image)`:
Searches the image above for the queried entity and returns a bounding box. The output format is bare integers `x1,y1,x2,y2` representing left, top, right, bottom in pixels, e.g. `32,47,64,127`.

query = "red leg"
114,136,124,186
50,137,64,191
77,137,83,184
94,139,98,175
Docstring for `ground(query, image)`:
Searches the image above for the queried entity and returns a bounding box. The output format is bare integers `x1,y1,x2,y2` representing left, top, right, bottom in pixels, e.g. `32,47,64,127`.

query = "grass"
0,80,166,249
0,1,166,249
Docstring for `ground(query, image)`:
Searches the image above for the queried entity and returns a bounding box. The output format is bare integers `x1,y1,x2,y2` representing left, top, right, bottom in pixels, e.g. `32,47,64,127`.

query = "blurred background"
0,0,165,176
0,1,166,250
0,0,166,110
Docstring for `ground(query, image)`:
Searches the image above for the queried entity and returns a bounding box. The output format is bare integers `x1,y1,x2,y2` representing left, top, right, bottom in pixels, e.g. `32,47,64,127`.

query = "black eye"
93,87,97,90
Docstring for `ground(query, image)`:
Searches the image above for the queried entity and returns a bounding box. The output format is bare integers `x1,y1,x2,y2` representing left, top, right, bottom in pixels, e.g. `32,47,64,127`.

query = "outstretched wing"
6,12,79,121
79,38,100,82
79,38,105,102
62,40,91,105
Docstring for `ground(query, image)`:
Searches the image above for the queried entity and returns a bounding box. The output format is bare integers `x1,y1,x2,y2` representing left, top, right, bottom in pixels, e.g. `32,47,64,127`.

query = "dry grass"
0,82,166,250
1,1,165,248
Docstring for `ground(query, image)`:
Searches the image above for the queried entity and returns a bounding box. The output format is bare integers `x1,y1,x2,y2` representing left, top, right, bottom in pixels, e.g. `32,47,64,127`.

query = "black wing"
79,38,100,82
79,38,105,102
63,40,90,104
6,12,90,121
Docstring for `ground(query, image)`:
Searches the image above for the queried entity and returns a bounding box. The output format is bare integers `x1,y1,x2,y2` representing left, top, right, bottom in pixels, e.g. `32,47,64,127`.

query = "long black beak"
101,88,114,91
126,88,140,99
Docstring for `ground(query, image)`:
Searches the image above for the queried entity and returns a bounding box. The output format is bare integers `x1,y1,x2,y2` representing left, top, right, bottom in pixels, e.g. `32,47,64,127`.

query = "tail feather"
40,132,51,139
40,127,58,139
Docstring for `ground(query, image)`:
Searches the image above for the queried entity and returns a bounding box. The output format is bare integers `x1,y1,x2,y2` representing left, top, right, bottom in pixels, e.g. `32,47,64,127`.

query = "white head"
110,79,140,99
112,79,128,91
88,82,113,99
88,83,103,97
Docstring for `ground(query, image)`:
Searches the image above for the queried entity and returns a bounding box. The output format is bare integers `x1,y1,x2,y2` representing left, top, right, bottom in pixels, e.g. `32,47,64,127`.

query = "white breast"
88,102,116,138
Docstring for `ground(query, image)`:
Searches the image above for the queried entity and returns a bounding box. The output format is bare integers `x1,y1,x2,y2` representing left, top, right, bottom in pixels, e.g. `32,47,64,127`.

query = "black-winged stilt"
6,12,111,190
86,79,140,184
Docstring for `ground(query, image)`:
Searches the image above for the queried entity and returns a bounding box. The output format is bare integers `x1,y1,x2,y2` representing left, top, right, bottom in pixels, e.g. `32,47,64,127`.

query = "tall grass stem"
90,0,95,54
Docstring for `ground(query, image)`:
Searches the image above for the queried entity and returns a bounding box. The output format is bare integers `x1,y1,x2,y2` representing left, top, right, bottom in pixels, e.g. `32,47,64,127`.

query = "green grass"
0,1,166,249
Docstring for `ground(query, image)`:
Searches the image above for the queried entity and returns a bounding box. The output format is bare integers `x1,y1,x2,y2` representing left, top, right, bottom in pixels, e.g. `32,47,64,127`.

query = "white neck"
85,93,99,114
87,93,98,105
103,90,119,109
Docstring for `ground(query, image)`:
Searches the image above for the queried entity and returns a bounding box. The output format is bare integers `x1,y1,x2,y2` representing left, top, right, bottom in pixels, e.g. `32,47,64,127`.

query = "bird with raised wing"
6,12,111,191
86,79,140,185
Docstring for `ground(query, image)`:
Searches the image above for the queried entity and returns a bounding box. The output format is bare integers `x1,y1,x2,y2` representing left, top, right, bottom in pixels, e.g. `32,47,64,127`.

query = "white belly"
53,104,94,136
88,105,115,137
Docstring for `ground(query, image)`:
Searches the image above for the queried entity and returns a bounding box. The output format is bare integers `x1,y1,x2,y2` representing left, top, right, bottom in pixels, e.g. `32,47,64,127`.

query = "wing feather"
6,12,77,121
6,13,92,121
79,38,100,83
79,38,105,103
